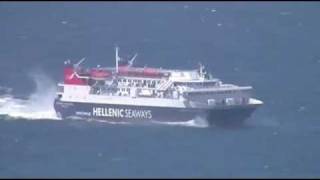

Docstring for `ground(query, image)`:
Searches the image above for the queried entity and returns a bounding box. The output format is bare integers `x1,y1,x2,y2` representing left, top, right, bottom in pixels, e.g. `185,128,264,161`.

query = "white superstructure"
56,47,263,109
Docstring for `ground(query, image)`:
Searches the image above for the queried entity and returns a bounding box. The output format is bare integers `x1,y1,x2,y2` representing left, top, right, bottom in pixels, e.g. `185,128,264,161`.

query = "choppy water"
1,2,320,178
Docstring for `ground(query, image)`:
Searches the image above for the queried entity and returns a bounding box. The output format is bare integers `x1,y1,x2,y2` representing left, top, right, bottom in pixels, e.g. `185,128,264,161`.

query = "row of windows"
175,82,218,86
118,78,161,85
186,90,244,95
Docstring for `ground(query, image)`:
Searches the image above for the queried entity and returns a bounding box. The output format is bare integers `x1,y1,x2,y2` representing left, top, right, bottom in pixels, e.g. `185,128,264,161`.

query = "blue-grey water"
1,2,320,178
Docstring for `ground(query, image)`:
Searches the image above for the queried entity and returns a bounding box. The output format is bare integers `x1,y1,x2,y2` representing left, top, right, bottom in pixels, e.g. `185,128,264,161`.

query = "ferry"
54,47,263,126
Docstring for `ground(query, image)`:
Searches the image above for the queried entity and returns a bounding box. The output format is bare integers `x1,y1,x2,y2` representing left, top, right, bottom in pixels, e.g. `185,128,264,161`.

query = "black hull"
53,99,259,127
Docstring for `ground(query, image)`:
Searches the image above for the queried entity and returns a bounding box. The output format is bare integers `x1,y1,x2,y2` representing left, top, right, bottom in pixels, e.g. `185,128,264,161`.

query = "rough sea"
0,2,320,178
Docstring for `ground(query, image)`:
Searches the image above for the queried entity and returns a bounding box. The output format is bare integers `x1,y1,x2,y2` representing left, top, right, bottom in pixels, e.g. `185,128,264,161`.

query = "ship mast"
199,62,206,80
115,46,120,73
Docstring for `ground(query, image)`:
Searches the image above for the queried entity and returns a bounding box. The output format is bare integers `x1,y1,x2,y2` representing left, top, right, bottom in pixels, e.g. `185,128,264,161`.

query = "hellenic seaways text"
92,107,152,119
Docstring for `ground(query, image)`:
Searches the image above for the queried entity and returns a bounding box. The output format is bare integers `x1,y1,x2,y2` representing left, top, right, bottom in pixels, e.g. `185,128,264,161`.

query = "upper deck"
57,46,258,107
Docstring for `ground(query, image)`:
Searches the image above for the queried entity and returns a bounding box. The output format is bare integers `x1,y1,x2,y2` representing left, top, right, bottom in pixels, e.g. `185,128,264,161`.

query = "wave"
0,70,60,120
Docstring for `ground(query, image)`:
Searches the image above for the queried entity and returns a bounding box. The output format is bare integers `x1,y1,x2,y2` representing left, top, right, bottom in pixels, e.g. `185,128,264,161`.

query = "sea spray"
0,70,60,120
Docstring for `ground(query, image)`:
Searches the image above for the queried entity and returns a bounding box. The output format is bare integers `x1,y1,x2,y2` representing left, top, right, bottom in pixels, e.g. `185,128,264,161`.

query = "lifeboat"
143,67,162,77
90,68,112,80
118,67,164,77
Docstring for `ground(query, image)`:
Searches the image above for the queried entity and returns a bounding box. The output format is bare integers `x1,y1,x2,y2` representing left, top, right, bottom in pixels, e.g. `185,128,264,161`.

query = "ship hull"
53,98,259,127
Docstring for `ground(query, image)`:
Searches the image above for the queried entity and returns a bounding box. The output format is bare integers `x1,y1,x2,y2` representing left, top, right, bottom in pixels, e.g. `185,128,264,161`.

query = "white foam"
151,116,209,128
211,9,217,13
61,20,68,25
68,116,209,128
86,118,133,125
0,71,60,120
65,116,134,126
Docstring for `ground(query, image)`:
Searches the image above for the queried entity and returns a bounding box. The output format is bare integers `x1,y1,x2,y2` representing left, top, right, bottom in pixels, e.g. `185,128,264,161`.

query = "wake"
67,116,209,128
0,71,60,120
151,116,209,128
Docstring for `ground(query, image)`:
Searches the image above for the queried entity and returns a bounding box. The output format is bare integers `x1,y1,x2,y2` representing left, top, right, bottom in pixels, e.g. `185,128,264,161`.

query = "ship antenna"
115,46,120,73
198,62,206,79
74,57,86,68
128,53,138,67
